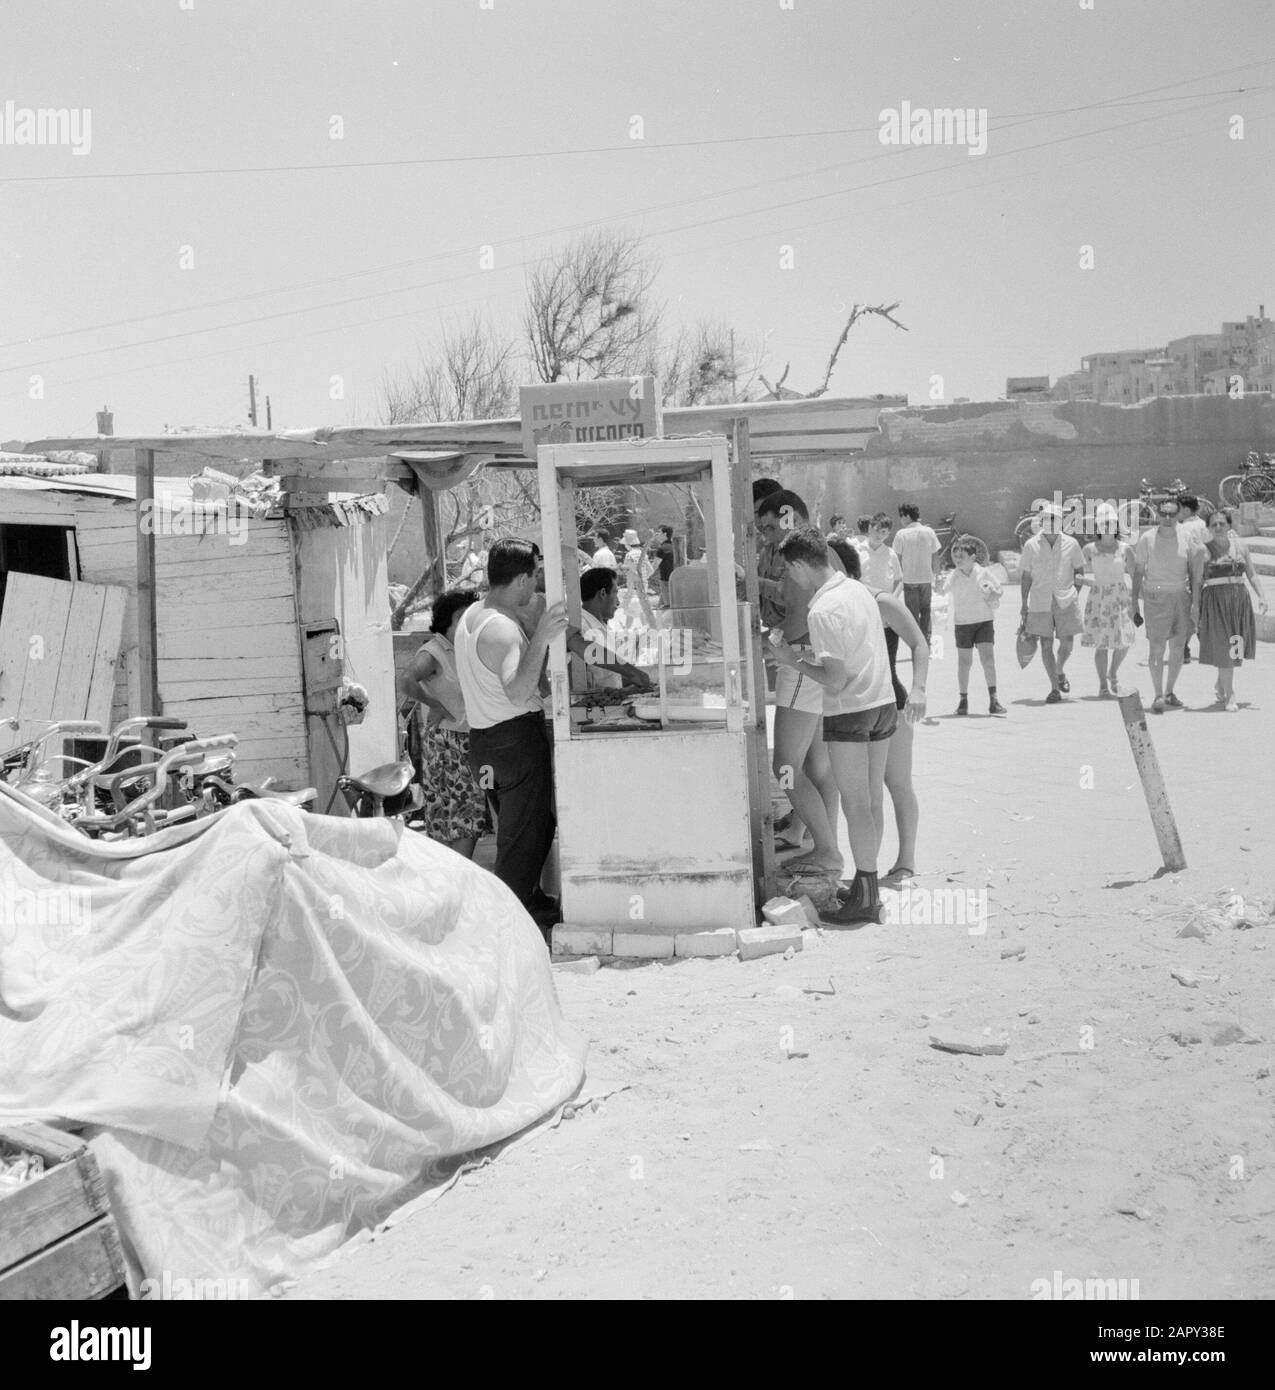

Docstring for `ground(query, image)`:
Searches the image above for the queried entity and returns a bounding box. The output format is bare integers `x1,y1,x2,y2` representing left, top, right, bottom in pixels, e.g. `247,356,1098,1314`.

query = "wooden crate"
0,1121,127,1300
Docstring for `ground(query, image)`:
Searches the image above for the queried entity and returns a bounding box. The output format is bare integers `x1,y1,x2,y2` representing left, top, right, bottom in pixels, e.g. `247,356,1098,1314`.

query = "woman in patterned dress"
1079,506,1137,697
1191,508,1268,712
403,589,488,856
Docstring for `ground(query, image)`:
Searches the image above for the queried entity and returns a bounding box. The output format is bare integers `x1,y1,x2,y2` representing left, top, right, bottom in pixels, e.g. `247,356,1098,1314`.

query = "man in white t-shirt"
590,530,617,569
771,527,923,927
1019,504,1086,703
892,503,941,642
566,567,652,693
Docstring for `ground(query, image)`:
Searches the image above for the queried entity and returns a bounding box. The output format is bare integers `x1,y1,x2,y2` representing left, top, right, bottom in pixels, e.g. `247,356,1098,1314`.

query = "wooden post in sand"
1117,690,1186,871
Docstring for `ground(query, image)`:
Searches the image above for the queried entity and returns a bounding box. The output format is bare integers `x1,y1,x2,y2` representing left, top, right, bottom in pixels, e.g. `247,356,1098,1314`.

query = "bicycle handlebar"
73,735,238,830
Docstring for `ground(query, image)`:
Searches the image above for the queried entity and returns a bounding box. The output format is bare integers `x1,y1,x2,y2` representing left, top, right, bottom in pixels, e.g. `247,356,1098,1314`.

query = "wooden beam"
733,417,777,904
18,396,906,467
263,457,413,482
135,448,160,714
280,476,385,496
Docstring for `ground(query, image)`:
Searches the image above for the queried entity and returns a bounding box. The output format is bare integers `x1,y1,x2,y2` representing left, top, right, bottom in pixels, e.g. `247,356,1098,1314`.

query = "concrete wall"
775,394,1275,554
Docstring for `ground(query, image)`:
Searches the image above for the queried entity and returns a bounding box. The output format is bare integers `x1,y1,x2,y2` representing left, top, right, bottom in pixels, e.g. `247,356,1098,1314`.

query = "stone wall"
776,394,1275,554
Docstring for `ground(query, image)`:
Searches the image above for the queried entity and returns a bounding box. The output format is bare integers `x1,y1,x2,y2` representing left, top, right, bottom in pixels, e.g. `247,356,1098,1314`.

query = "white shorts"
774,658,824,715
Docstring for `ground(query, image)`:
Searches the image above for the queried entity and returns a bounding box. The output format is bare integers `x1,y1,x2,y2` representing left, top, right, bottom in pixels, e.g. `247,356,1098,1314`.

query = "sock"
958,690,968,699
858,869,878,894
988,686,997,698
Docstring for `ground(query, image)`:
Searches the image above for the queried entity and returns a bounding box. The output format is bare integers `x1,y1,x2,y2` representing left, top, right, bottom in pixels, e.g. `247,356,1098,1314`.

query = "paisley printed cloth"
0,786,586,1295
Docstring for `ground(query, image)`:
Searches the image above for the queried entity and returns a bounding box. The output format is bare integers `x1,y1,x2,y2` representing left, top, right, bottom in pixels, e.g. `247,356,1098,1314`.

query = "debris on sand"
1212,1023,1262,1046
930,1031,1009,1057
1170,968,1199,989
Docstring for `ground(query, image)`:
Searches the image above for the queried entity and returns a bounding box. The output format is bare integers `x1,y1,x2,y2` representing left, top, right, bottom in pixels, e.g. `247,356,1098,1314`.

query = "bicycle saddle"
340,760,414,799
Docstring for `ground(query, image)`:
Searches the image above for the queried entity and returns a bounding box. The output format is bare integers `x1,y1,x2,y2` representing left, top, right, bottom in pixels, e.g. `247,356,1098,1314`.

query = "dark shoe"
1164,692,1184,709
955,695,969,716
1182,650,1192,664
1057,673,1070,693
821,898,884,926
1045,689,1062,704
825,874,883,925
988,699,1007,715
1151,696,1166,714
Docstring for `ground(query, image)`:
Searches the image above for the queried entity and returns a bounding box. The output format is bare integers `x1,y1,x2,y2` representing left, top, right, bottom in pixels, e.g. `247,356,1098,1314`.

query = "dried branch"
806,302,909,399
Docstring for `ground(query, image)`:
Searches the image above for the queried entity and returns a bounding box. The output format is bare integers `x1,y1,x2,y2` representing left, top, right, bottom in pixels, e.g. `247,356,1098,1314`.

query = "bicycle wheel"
1218,475,1244,507
958,533,991,566
1239,472,1275,505
1013,515,1038,549
1195,496,1215,524
1135,500,1156,529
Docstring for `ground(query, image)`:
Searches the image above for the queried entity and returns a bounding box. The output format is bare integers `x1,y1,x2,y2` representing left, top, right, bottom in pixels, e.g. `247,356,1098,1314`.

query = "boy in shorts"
770,527,905,926
941,540,1006,715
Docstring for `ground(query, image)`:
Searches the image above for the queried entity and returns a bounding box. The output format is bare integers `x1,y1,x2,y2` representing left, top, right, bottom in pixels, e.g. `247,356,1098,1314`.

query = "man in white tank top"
454,539,567,916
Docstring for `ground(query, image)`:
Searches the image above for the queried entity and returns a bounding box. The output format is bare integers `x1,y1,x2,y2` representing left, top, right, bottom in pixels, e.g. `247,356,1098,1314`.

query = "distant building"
1005,376,1051,399
1044,307,1273,404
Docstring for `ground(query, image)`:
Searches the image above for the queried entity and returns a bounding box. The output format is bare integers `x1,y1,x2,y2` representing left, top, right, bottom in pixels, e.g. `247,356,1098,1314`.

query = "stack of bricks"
552,895,815,963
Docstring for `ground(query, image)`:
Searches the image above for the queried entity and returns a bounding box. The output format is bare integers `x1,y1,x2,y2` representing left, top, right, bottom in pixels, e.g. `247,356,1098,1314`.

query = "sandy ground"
292,597,1274,1300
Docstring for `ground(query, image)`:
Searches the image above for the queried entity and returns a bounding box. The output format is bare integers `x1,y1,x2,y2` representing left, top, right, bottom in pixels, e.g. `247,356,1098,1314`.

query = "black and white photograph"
0,0,1271,1344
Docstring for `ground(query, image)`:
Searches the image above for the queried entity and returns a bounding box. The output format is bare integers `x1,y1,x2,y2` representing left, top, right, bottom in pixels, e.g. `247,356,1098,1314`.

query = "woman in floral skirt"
403,589,489,856
1080,506,1137,696
1191,507,1268,712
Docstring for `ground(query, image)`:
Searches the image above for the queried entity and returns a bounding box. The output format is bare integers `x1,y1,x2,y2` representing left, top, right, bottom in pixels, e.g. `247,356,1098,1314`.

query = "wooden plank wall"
0,490,309,789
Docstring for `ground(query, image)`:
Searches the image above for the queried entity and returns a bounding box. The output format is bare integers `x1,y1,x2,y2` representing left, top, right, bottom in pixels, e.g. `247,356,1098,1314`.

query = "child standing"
942,541,1005,715
1080,507,1137,697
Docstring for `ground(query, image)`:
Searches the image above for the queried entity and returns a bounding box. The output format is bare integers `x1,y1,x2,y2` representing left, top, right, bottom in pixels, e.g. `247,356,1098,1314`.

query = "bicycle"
1012,494,1086,549
1137,478,1215,528
1218,451,1275,507
932,512,991,567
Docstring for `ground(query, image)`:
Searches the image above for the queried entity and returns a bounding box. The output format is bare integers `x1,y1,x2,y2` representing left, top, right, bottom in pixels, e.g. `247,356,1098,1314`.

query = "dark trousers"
468,712,556,906
903,582,933,643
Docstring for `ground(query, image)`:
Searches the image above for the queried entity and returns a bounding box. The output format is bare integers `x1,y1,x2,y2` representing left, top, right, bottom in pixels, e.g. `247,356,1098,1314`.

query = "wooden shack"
0,464,398,805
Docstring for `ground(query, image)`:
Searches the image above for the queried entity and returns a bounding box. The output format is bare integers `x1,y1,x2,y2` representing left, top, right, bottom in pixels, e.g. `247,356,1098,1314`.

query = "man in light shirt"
892,503,941,642
1131,499,1202,713
1019,503,1085,703
590,530,617,569
566,567,652,693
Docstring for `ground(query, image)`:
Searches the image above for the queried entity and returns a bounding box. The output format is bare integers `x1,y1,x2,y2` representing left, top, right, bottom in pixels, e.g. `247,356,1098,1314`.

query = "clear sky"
2,0,1273,442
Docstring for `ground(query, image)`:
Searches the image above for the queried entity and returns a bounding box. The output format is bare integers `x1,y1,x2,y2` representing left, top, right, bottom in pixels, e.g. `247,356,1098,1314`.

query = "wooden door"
0,572,127,754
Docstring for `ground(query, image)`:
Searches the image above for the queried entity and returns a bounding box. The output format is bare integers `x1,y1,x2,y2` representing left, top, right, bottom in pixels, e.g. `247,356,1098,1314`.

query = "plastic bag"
1016,624,1039,669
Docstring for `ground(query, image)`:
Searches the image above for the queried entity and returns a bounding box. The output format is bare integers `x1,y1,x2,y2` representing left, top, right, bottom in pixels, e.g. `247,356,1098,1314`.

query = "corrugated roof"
0,452,95,478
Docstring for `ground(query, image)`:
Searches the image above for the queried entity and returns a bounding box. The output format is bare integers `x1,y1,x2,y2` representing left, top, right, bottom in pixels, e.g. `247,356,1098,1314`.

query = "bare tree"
759,302,908,399
525,230,661,383
379,314,517,425
652,320,765,407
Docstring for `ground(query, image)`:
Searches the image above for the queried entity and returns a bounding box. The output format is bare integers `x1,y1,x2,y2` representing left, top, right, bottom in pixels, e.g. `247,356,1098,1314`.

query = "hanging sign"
520,375,660,457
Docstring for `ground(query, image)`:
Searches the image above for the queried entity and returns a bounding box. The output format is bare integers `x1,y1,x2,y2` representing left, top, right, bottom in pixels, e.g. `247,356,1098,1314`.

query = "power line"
10,95,1265,404
2,84,1262,379
4,66,1267,354
0,66,1267,185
